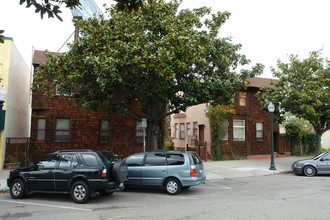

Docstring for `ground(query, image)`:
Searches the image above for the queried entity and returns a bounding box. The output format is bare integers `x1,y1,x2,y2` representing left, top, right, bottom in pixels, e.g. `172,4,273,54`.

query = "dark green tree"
19,0,143,21
258,50,330,155
34,0,263,150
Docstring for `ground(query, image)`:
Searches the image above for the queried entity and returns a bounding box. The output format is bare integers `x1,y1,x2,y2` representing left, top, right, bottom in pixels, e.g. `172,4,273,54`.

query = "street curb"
266,170,292,175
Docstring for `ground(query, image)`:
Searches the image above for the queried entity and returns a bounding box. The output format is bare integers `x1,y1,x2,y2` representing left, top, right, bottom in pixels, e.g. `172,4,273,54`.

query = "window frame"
36,118,46,142
175,123,179,139
238,92,247,106
193,122,198,138
100,120,110,144
55,119,70,143
179,123,185,139
186,123,191,137
136,121,144,143
233,119,245,141
256,122,264,140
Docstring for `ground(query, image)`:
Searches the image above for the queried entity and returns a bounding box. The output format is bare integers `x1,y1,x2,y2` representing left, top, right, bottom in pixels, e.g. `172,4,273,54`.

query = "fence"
5,137,30,166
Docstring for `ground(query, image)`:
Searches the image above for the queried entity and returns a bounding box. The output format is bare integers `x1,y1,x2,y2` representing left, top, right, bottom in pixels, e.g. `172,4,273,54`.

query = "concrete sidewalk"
203,156,309,180
0,156,310,193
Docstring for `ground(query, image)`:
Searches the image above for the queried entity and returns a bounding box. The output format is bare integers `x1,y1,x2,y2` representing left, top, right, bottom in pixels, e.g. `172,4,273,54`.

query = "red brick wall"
30,90,143,161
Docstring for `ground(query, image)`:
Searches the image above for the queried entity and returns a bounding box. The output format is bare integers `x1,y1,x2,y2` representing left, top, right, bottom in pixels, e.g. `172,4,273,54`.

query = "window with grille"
55,119,70,142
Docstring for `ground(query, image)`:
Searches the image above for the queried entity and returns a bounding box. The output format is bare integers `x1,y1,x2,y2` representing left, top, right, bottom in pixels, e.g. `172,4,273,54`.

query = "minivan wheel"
164,178,181,195
303,165,316,177
71,181,90,203
10,179,25,199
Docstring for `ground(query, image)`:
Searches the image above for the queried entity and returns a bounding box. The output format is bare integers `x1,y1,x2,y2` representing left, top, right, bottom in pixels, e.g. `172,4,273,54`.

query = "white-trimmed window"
186,123,191,136
233,119,245,141
175,123,179,139
256,122,263,139
55,119,70,142
180,123,185,139
193,122,198,138
37,119,46,141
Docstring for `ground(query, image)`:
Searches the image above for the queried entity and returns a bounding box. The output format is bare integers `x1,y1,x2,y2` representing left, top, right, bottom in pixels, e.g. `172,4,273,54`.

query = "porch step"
247,153,286,160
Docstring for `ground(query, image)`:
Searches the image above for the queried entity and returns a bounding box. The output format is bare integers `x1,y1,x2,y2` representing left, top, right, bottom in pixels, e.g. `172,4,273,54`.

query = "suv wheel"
112,160,128,183
71,181,90,203
164,178,181,195
10,179,25,199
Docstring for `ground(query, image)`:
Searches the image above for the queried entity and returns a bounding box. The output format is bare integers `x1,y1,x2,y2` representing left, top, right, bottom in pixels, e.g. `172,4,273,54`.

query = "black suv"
7,149,128,203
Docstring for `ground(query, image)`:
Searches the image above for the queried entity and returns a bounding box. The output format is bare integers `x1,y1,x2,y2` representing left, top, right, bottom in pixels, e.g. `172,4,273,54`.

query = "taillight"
102,169,107,177
190,169,197,176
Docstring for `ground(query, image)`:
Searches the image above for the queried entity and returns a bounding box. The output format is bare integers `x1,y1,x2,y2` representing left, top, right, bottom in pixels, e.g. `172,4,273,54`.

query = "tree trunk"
147,119,159,151
146,105,165,151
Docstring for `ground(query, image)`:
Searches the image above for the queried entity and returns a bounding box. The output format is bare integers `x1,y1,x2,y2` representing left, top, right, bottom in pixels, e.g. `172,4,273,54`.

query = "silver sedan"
292,152,330,176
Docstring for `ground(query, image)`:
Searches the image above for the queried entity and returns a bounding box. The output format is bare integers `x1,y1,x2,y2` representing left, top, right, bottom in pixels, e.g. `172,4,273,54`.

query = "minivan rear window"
166,154,185,165
190,153,202,165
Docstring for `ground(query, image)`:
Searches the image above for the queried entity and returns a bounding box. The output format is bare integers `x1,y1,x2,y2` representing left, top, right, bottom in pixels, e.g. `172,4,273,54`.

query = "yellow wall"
0,38,12,169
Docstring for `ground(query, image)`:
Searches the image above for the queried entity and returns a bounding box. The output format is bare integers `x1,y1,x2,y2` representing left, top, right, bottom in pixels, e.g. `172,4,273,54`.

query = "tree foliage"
283,113,316,155
0,30,4,43
19,0,143,21
33,0,263,150
258,50,330,155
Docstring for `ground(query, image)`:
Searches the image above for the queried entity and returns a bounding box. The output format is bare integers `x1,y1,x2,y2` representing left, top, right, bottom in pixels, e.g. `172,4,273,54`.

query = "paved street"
0,171,329,220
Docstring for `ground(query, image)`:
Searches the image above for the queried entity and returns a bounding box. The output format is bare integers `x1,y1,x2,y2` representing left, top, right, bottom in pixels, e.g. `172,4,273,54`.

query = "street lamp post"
268,102,276,170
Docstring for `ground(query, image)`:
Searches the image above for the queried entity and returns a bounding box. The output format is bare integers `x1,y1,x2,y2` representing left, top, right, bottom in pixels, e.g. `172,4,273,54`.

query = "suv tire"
164,178,181,195
71,181,90,204
10,178,25,199
112,160,128,183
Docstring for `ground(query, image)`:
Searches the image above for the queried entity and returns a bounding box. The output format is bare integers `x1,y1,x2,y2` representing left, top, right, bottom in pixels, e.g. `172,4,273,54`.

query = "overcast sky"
1,0,330,78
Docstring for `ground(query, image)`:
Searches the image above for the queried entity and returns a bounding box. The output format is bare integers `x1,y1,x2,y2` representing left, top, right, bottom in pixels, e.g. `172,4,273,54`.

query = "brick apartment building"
30,50,144,161
170,77,289,159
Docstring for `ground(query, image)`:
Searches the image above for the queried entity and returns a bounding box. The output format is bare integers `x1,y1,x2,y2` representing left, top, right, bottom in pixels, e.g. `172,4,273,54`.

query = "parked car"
292,151,330,176
7,149,128,203
124,151,206,195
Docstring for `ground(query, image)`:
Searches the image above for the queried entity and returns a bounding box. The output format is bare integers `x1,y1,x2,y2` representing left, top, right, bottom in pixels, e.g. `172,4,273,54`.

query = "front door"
198,125,204,142
27,153,58,190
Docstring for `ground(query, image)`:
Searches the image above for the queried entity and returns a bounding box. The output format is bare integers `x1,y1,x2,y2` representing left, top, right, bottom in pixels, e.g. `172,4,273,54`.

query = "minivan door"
125,154,145,185
141,153,167,186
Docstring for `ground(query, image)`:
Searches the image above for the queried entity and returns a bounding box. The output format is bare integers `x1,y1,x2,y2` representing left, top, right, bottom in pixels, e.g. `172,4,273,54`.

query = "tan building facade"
0,38,31,168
